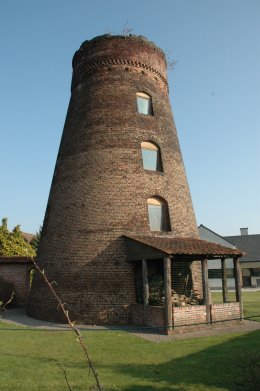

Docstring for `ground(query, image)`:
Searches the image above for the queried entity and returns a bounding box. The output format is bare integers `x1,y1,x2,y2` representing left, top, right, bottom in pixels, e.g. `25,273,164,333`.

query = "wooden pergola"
124,235,244,333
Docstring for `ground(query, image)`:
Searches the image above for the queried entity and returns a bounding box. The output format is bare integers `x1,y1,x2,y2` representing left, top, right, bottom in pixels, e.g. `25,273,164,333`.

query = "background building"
199,225,260,289
225,229,260,288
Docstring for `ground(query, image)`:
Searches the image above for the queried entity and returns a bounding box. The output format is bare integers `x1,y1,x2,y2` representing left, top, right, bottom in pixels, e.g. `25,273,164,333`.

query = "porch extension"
124,235,244,335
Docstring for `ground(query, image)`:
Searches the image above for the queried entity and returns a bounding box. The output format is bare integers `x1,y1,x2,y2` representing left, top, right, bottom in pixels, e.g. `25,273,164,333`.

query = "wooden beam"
201,258,211,324
221,258,228,303
142,259,149,324
164,257,172,334
234,257,243,320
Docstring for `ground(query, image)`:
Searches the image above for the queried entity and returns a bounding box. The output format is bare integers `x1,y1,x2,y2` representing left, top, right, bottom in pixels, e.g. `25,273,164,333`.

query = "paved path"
1,308,260,343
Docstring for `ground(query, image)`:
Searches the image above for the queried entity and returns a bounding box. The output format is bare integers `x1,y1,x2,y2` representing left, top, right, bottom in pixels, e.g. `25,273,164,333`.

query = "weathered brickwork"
27,34,201,324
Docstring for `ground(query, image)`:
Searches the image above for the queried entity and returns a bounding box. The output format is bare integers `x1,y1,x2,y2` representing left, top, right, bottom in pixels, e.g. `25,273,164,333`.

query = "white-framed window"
147,197,170,231
136,92,153,115
141,141,162,171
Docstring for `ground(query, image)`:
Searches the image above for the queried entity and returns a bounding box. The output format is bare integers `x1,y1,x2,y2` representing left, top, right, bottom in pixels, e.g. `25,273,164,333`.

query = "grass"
0,291,259,390
0,325,260,391
211,291,260,321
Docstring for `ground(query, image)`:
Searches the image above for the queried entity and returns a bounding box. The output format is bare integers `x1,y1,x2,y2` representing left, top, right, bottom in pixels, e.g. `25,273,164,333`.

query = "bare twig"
32,259,103,391
0,291,15,311
121,20,134,35
57,363,74,391
165,49,177,70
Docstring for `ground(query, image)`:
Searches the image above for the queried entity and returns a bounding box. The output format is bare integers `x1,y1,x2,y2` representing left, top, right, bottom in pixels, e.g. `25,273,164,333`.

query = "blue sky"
0,0,259,236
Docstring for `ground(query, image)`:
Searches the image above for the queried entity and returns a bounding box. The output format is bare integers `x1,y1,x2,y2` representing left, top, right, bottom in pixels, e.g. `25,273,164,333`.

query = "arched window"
136,92,153,115
141,141,162,171
147,197,170,231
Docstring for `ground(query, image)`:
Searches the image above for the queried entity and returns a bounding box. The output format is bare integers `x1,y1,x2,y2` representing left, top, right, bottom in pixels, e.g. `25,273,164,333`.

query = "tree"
0,218,36,257
30,226,42,253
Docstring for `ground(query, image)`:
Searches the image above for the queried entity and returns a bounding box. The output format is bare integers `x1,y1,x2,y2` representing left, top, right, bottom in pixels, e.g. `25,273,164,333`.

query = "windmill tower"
27,35,202,324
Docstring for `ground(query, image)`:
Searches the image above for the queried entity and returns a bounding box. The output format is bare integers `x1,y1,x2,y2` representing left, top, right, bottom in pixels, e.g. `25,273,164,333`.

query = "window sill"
149,230,172,234
136,113,154,118
143,169,164,175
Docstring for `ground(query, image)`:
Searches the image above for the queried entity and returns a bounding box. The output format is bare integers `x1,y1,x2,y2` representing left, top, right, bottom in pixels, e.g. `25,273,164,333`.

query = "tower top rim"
74,34,167,65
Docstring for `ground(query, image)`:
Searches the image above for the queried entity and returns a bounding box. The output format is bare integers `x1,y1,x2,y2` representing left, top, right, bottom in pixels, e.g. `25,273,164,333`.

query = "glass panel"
252,268,260,276
141,148,158,170
137,96,151,115
148,204,163,231
208,269,235,278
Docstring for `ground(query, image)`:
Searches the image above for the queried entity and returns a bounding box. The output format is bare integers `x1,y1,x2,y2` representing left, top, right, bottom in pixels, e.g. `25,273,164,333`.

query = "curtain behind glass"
137,96,151,115
141,149,157,170
148,204,163,231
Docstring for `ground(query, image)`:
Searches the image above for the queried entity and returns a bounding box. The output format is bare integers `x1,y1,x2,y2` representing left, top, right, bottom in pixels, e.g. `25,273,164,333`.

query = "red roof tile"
125,235,244,258
22,232,34,242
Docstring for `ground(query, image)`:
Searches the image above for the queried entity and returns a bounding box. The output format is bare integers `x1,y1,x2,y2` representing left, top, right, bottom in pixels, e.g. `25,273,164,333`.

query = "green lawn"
0,320,260,390
211,291,260,321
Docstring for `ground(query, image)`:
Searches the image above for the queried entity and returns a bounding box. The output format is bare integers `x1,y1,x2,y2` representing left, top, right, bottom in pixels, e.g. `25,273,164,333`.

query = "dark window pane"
208,269,234,278
252,268,260,276
208,269,222,278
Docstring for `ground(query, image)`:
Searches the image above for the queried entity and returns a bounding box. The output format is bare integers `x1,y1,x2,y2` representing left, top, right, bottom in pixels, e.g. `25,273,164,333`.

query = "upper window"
141,141,162,171
136,92,153,115
147,197,170,232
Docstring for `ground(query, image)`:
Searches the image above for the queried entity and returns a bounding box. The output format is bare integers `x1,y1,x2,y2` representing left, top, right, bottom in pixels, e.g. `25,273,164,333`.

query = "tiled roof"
22,232,34,242
224,234,260,262
125,235,243,258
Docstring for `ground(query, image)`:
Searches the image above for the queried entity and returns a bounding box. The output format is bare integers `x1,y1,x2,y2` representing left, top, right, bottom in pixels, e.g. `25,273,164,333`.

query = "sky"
0,0,259,237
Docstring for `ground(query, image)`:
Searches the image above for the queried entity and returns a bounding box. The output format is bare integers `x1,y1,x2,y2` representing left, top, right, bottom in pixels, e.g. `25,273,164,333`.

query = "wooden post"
164,256,172,334
234,257,243,320
142,259,149,324
201,258,211,324
221,258,228,303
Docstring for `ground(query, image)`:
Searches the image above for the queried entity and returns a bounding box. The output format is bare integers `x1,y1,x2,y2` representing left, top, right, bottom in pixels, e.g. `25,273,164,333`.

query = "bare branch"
121,20,134,35
165,49,178,70
0,291,15,312
57,363,74,391
32,259,103,391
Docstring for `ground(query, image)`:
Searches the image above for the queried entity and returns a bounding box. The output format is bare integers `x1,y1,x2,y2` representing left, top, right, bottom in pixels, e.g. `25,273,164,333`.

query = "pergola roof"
124,235,244,260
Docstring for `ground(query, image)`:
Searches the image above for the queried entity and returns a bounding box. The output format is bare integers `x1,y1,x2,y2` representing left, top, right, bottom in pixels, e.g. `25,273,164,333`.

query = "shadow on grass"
111,330,260,391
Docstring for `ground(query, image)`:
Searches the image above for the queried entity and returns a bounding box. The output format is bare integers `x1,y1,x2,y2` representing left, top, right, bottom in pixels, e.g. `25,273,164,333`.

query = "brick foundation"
132,302,241,333
211,302,241,323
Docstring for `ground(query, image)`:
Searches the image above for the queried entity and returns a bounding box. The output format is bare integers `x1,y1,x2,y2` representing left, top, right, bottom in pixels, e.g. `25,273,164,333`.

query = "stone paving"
1,308,260,343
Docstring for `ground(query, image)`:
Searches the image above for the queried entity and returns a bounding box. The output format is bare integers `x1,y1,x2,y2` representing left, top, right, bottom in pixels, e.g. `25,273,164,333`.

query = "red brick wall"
0,260,32,306
173,305,207,332
211,302,240,323
132,304,164,328
132,303,241,332
27,34,201,324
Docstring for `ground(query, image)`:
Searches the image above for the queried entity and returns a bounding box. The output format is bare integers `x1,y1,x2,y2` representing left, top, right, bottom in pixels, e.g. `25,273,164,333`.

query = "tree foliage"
0,218,36,257
30,226,42,253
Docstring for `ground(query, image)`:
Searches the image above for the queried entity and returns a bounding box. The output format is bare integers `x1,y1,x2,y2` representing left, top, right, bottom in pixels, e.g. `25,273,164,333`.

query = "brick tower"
27,35,201,324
